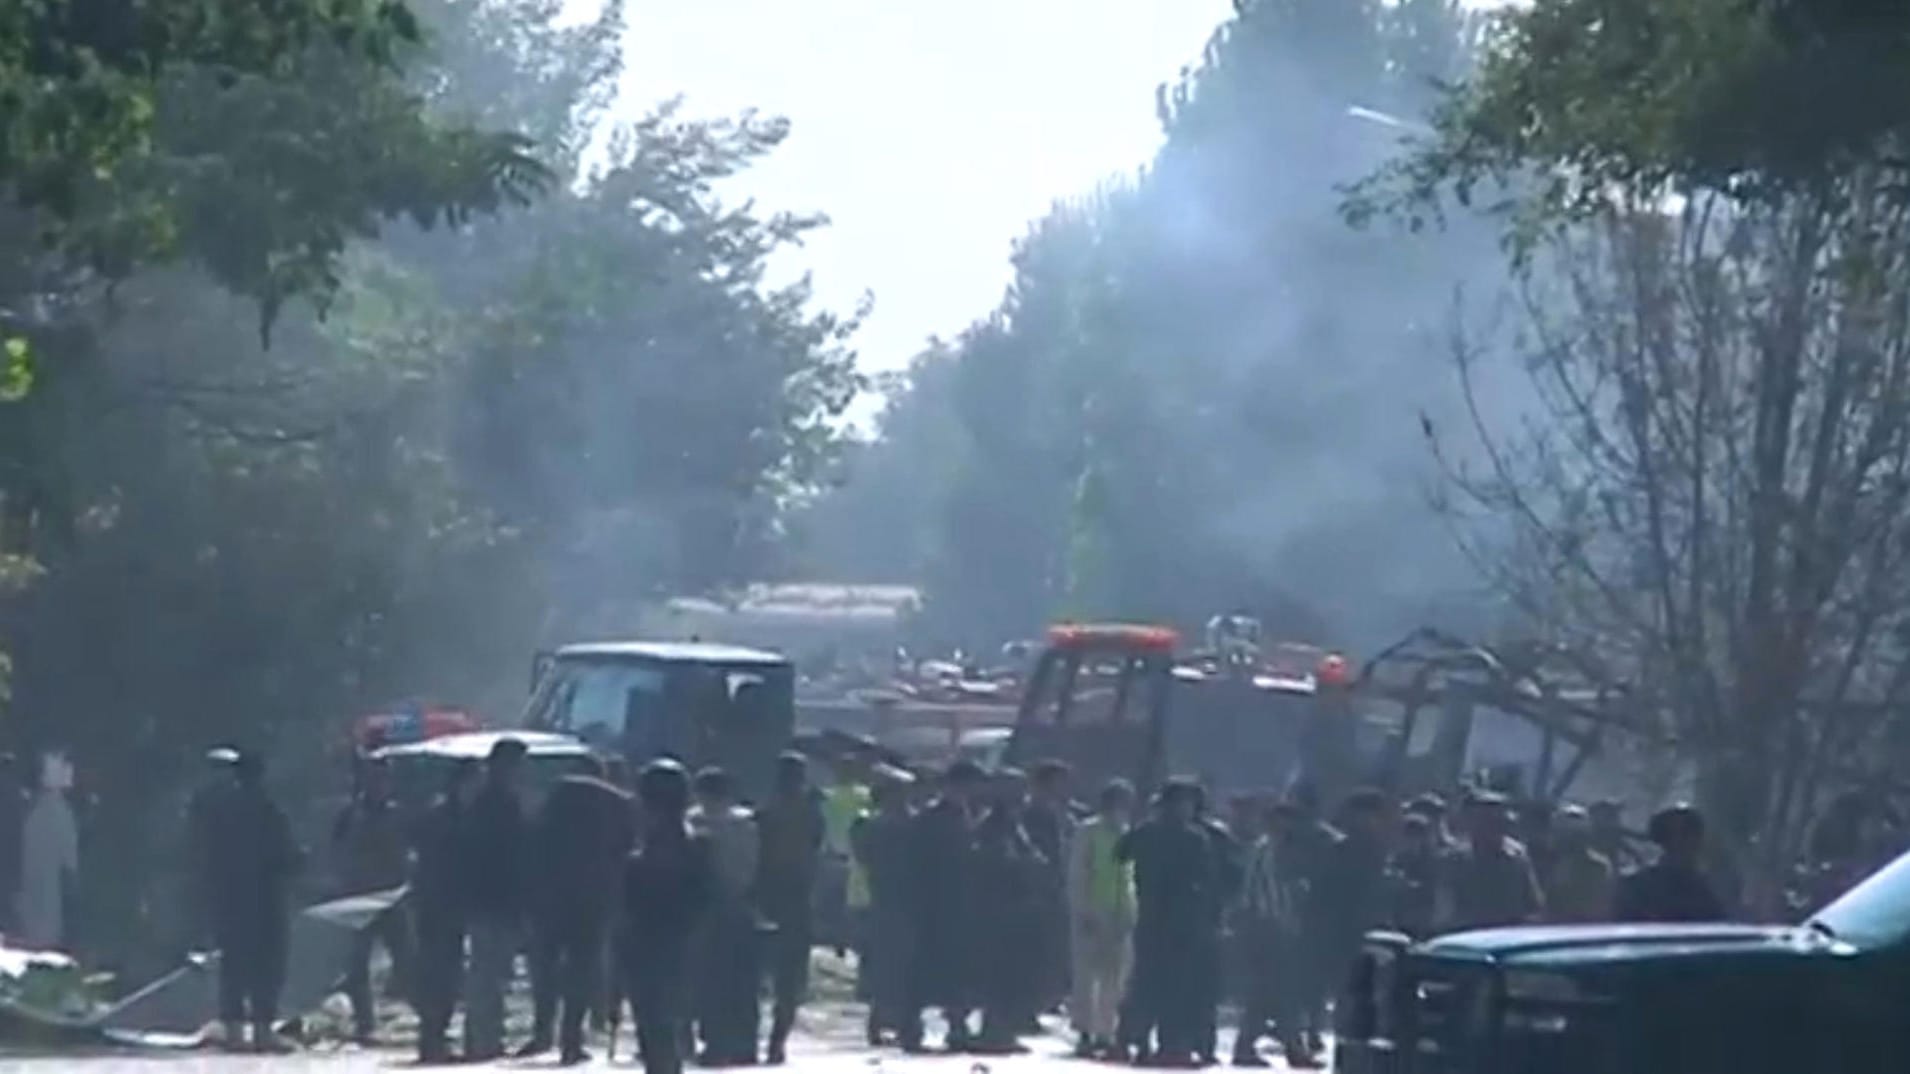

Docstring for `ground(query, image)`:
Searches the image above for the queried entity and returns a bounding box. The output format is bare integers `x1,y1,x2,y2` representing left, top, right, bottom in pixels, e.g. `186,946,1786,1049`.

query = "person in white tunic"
17,752,78,950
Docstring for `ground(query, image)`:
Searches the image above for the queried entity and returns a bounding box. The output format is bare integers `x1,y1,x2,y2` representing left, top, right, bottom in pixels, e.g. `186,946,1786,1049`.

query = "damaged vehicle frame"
1335,849,1910,1074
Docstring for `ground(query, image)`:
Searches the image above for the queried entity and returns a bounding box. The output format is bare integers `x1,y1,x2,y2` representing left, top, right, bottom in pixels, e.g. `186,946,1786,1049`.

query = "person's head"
359,757,390,798
206,747,241,783
1399,813,1433,851
446,758,479,801
487,737,528,784
693,766,736,810
775,751,810,798
639,758,692,821
1589,799,1624,838
1648,803,1705,864
1555,804,1592,849
1161,779,1200,824
1031,760,1070,804
1098,779,1136,822
1464,791,1512,842
1338,787,1392,841
944,759,986,804
1267,799,1302,838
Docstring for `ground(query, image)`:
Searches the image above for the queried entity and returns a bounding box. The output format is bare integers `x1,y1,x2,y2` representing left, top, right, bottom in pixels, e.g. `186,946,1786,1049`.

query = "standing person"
852,772,916,1047
183,748,240,954
0,753,29,934
410,760,476,1065
461,737,529,1062
1385,813,1442,939
1442,791,1545,931
969,777,1045,1054
1116,779,1215,1067
332,757,411,1044
1021,760,1076,1015
1191,785,1243,1066
1284,782,1341,1059
753,751,823,1065
1302,789,1391,1066
17,752,79,952
1588,800,1640,873
622,760,715,1074
1066,779,1135,1060
906,759,985,1052
1544,805,1616,923
204,750,300,1053
1614,804,1726,923
1233,800,1310,1068
521,755,635,1065
688,766,761,1066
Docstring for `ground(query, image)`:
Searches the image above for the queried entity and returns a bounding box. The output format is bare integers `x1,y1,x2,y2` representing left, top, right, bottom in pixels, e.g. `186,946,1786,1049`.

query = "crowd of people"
186,735,1742,1070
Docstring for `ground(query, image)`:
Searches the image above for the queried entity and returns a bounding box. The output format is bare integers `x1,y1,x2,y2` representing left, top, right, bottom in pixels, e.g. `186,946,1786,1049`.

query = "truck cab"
524,640,796,798
1002,622,1362,799
1335,850,1910,1074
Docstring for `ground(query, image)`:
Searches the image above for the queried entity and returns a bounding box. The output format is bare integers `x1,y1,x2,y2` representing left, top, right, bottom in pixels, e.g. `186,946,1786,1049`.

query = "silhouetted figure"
1442,791,1544,931
1545,805,1615,923
332,757,411,1043
183,748,239,954
1235,800,1309,1069
970,782,1045,1054
753,752,823,1064
1021,760,1076,1013
852,773,916,1046
410,760,476,1064
1615,804,1726,923
461,737,528,1061
688,766,760,1065
1192,786,1244,1066
203,750,300,1053
524,756,634,1064
1117,779,1215,1066
905,759,985,1051
622,759,714,1074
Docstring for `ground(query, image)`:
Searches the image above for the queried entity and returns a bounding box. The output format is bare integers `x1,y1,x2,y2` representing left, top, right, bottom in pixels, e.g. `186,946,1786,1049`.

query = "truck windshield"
1811,848,1910,947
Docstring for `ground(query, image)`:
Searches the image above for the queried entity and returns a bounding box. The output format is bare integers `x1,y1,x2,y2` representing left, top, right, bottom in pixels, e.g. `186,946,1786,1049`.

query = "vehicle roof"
555,640,790,668
370,730,591,762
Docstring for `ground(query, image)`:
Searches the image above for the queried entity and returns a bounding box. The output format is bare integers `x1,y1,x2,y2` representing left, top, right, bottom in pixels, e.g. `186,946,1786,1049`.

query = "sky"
616,0,1236,373
613,1,1516,377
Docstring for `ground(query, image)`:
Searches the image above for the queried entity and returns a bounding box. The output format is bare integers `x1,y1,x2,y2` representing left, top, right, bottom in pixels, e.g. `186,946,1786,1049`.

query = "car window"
1813,848,1910,947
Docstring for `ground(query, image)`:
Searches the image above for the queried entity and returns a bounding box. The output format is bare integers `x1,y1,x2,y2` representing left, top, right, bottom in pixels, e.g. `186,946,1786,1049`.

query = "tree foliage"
0,0,859,960
809,0,1496,650
1356,0,1910,233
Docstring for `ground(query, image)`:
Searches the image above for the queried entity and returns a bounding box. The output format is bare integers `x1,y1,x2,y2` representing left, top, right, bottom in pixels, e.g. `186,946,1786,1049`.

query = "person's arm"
1114,826,1138,864
1066,825,1094,922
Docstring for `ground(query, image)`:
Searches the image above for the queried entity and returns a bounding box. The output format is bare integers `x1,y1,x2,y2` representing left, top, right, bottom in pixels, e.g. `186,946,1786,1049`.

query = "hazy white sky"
613,1,1512,373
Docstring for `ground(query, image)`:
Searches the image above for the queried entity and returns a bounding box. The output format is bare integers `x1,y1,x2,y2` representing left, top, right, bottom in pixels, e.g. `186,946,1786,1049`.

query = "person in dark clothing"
1615,804,1727,923
1021,760,1075,1016
333,758,413,1043
1385,813,1441,939
521,755,635,1064
1284,782,1343,1057
970,779,1047,1054
687,765,761,1066
905,759,985,1053
183,747,240,954
1443,791,1545,931
410,759,476,1064
1117,779,1216,1067
0,753,28,935
852,773,915,1046
622,759,715,1074
1190,786,1243,1066
1300,789,1391,1066
461,737,528,1061
204,750,300,1053
753,751,823,1065
1233,799,1309,1069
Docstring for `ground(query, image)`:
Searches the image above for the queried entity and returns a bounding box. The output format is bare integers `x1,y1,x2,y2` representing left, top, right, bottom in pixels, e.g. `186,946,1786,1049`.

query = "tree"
817,0,1495,650
1432,180,1910,909
1358,0,1910,233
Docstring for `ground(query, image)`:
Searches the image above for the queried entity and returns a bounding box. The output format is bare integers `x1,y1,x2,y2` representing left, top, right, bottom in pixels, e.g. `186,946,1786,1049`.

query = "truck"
1334,848,1910,1074
523,640,797,798
1001,621,1369,800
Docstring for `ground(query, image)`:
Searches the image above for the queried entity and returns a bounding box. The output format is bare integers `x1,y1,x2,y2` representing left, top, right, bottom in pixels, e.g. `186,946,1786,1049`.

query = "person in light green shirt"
1065,779,1136,1059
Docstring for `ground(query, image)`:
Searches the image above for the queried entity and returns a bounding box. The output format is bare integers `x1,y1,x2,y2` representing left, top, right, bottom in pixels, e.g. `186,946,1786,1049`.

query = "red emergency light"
1317,653,1352,687
1047,622,1180,653
354,707,479,751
